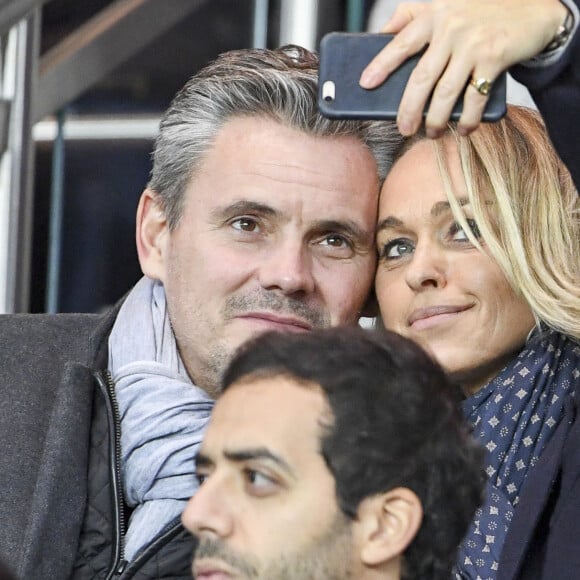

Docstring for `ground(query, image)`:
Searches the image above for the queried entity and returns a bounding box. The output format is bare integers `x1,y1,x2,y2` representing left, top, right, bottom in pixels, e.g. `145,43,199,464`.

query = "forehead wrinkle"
248,161,366,195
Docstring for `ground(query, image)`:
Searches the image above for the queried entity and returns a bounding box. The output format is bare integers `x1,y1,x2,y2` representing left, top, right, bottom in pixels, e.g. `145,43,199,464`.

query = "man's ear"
136,188,169,281
356,487,423,569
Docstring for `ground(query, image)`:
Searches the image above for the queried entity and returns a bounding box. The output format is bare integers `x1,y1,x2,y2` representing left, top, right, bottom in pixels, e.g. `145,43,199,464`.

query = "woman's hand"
360,0,568,137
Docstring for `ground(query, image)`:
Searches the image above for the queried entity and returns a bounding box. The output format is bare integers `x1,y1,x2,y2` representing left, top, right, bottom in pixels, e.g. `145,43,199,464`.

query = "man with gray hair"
0,46,397,579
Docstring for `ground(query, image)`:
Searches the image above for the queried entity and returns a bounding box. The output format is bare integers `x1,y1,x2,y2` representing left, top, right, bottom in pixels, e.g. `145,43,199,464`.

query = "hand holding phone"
318,32,506,123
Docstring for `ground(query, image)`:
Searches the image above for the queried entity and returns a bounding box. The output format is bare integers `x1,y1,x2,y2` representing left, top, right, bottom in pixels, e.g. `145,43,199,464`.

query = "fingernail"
398,119,412,136
359,68,379,88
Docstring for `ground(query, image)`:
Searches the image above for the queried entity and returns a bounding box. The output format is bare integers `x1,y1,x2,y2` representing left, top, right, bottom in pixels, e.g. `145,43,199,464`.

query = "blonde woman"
375,105,579,579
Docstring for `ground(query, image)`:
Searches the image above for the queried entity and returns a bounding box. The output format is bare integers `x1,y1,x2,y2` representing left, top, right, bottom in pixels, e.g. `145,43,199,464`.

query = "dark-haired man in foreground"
183,327,484,579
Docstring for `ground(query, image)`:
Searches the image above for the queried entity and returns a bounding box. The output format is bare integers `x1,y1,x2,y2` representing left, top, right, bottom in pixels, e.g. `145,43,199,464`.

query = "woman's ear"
356,487,423,569
136,188,169,281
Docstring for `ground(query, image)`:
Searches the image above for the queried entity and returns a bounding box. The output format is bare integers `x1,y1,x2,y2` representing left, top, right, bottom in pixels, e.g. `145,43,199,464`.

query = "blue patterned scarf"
454,329,580,580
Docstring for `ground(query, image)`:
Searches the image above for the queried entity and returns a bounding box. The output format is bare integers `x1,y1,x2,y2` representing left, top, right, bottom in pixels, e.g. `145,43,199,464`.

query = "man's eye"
380,238,414,260
230,217,259,232
322,234,348,248
244,469,278,495
317,234,355,257
195,472,208,486
450,219,481,241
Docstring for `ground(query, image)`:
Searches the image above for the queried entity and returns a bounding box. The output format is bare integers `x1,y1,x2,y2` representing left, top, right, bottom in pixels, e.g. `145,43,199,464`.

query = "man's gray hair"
148,45,400,229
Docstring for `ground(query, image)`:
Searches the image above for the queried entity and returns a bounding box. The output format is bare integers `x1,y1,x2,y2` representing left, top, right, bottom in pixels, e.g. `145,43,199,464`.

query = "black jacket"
0,306,196,579
498,3,580,577
511,0,580,192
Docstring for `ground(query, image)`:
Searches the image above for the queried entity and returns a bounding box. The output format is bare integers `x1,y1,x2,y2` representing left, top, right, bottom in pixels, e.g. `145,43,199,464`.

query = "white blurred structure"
280,0,319,50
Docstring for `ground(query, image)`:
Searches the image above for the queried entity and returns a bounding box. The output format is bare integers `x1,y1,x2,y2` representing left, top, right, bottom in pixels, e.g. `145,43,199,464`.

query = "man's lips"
235,312,313,332
194,559,236,579
408,304,473,328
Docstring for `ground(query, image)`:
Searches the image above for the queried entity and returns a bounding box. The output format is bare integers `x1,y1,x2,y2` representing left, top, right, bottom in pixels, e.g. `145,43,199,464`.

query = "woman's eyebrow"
376,215,403,233
377,197,472,233
430,197,469,217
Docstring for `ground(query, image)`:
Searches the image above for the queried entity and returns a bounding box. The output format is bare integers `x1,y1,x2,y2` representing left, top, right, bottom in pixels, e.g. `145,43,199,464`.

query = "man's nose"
181,477,233,540
258,238,315,295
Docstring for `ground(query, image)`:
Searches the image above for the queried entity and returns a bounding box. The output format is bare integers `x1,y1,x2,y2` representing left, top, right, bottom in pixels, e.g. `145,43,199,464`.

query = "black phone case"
318,32,507,122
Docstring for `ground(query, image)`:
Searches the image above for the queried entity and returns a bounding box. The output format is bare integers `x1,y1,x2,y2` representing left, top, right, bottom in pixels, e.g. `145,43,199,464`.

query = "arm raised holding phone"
359,0,580,190
360,0,574,137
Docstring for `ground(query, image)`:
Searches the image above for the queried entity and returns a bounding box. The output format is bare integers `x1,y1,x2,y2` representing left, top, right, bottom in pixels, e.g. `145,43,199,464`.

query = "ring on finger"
469,76,493,96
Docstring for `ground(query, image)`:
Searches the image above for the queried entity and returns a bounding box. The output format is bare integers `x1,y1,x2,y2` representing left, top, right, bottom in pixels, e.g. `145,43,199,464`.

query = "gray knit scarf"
108,276,214,561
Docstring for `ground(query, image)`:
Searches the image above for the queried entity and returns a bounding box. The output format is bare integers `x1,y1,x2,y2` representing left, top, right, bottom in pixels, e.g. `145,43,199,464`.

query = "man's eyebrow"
195,451,214,469
223,447,296,479
313,219,372,244
210,200,278,221
376,197,470,233
210,204,371,244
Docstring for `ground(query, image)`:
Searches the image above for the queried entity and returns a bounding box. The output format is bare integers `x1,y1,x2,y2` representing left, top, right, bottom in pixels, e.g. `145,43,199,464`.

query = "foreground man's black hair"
223,326,484,580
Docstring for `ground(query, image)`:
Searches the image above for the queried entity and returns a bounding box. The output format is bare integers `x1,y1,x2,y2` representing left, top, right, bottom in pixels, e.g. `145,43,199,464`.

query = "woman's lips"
408,304,473,330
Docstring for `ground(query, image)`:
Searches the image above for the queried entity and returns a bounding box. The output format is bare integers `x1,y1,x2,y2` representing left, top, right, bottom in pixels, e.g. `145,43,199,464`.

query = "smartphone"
318,32,506,121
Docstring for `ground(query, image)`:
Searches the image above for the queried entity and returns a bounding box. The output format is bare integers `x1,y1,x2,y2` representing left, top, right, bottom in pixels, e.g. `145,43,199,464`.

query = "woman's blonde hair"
396,106,579,339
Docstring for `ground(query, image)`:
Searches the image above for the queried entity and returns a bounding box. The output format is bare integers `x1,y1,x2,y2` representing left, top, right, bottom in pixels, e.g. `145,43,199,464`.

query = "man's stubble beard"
166,288,229,397
169,289,330,398
171,316,231,398
194,511,354,580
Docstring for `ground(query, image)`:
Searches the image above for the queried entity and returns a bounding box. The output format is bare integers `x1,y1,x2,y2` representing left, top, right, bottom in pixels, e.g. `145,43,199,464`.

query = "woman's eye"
381,239,414,259
450,219,481,241
231,217,259,232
